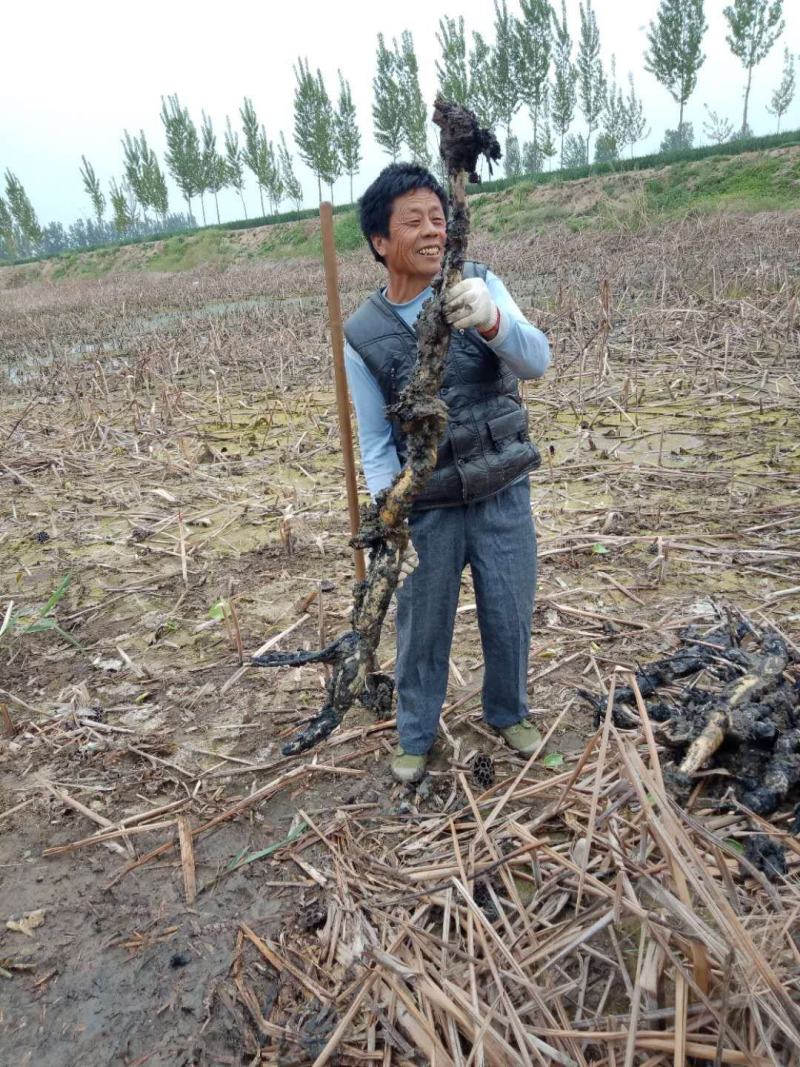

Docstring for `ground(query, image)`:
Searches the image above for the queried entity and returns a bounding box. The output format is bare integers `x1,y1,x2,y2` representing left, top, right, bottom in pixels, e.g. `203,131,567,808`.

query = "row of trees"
411,0,796,175
1,0,797,261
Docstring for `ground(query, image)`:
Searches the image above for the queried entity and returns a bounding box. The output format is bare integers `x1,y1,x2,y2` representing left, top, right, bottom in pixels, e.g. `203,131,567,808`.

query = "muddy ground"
1,211,799,1065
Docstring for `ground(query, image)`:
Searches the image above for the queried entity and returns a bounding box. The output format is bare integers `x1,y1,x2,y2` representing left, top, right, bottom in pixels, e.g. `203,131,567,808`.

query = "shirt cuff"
483,308,513,349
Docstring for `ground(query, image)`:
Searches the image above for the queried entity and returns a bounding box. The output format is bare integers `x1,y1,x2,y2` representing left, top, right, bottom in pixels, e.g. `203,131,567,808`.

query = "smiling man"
344,162,550,783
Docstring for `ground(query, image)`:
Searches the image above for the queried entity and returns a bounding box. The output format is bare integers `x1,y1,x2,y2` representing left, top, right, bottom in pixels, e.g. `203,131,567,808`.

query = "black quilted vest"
344,261,541,510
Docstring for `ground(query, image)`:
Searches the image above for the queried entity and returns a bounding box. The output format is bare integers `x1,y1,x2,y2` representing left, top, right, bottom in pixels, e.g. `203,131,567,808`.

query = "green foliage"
594,131,619,163
201,112,228,223
397,30,429,165
491,0,522,137
645,0,707,130
467,125,800,196
278,132,303,213
80,156,105,223
724,0,785,134
467,31,499,128
563,132,588,169
505,134,522,178
551,0,577,166
1,575,85,652
703,106,736,144
294,58,339,200
660,122,694,152
0,195,18,259
4,169,41,247
160,94,202,216
577,0,606,159
767,47,796,132
335,72,361,202
372,33,404,162
224,117,247,218
436,15,469,105
109,178,134,234
516,0,553,150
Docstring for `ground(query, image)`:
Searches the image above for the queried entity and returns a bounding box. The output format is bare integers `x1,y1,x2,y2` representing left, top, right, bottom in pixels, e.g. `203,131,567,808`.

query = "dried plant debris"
252,98,495,756
580,615,800,814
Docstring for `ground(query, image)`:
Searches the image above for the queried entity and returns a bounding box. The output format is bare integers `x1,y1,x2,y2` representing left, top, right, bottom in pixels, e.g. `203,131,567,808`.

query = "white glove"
396,543,419,589
443,277,498,333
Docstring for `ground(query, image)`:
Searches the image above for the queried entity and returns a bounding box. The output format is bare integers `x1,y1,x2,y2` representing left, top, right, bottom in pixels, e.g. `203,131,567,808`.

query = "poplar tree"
278,132,303,212
516,0,553,160
160,94,202,221
577,0,606,162
4,170,41,246
601,59,627,161
144,148,169,223
624,74,650,156
491,0,522,145
505,134,522,177
262,134,284,214
240,97,265,215
335,72,362,203
373,34,404,162
468,32,500,128
224,117,247,218
0,197,17,259
122,130,148,221
436,15,469,105
109,179,134,234
645,0,707,136
551,0,577,167
293,58,339,202
724,0,785,135
767,47,796,132
201,112,226,224
398,31,429,165
80,156,105,223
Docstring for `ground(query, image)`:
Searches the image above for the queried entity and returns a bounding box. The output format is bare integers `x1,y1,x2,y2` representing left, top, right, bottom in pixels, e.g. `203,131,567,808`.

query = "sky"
2,0,798,229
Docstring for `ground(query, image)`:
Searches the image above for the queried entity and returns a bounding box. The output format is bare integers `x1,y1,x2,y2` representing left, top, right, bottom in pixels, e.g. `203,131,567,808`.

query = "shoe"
391,746,428,784
497,719,542,756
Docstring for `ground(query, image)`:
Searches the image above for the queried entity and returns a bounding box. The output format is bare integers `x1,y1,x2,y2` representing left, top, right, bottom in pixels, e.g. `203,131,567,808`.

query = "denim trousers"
394,477,537,755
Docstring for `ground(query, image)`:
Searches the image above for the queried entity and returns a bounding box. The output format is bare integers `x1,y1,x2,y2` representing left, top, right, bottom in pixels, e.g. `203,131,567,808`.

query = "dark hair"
358,162,448,265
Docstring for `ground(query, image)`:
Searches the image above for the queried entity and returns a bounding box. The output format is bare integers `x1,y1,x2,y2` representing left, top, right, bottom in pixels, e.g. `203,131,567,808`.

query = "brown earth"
0,210,799,1064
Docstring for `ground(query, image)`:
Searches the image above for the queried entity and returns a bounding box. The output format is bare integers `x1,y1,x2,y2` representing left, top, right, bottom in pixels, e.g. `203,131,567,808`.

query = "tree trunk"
742,65,753,136
317,174,322,203
185,196,192,224
329,183,334,206
350,173,354,205
214,192,220,225
560,129,565,171
679,98,685,136
239,191,248,219
258,186,265,217
199,195,207,226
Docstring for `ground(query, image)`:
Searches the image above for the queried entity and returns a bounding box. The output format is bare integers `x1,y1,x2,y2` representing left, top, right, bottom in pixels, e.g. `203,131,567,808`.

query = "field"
1,176,800,1065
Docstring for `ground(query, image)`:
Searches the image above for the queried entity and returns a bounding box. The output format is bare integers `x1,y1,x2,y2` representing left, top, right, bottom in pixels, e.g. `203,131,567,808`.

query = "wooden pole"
319,201,366,582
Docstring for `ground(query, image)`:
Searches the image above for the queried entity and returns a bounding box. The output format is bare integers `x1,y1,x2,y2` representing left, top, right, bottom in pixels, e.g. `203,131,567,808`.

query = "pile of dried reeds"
228,678,800,1065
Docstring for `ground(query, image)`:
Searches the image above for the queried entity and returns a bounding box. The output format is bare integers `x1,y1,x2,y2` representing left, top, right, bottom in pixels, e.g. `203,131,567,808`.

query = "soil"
1,208,798,1064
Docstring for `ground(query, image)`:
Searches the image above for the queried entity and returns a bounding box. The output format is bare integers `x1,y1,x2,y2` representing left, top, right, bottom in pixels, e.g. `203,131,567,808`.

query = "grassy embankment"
3,144,799,286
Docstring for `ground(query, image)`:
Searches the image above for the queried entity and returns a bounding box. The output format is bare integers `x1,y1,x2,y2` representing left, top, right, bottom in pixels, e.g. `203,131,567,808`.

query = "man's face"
371,188,446,284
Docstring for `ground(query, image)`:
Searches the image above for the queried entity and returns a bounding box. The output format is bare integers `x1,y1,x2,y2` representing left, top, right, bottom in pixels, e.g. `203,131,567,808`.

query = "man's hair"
358,162,448,266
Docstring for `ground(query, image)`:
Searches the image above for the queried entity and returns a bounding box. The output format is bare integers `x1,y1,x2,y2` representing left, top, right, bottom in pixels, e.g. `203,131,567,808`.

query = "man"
344,162,550,783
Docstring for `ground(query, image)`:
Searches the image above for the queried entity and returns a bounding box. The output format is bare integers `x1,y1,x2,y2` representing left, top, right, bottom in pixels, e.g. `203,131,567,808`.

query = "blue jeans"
394,478,537,755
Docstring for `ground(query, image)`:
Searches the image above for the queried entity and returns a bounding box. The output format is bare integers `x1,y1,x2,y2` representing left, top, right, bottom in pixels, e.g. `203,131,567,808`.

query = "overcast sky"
2,0,797,228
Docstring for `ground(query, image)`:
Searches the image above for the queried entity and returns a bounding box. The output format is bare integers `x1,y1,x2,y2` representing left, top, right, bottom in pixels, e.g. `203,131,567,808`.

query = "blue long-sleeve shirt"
345,270,550,498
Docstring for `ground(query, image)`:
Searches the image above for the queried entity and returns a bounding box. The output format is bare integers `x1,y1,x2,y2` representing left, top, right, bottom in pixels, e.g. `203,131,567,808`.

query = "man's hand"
397,543,419,589
444,277,499,334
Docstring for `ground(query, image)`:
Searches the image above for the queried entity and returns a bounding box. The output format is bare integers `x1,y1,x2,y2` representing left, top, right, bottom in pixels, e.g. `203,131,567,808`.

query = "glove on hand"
396,542,419,589
444,277,498,333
